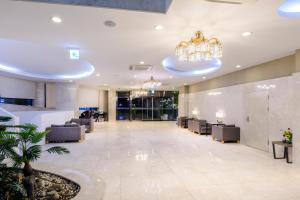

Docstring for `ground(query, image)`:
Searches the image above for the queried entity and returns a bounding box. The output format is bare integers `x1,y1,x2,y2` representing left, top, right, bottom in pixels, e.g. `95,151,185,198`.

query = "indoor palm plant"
1,123,70,198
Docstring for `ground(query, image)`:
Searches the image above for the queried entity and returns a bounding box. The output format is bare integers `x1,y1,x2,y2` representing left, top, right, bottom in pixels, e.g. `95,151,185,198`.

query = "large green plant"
1,123,70,198
3,124,70,176
0,132,26,199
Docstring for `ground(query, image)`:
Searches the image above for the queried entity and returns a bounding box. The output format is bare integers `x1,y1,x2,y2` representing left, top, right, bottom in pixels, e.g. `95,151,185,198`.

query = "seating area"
178,117,240,143
45,118,95,143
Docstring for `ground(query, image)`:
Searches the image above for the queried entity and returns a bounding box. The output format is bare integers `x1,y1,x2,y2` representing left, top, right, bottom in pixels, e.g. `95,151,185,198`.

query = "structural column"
108,90,116,121
55,82,78,110
34,82,46,108
178,85,189,117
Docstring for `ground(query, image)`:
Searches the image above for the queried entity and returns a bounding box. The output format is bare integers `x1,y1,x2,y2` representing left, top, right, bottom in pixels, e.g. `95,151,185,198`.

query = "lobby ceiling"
0,0,299,89
18,0,173,13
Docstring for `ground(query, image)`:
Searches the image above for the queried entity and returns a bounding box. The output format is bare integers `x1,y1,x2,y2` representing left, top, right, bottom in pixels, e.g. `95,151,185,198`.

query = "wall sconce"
192,109,199,118
216,111,224,123
208,92,222,96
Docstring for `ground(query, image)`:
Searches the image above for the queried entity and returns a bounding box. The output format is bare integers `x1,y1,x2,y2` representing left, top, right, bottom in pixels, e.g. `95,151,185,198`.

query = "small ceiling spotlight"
236,65,241,68
155,25,164,31
51,16,62,23
169,75,173,79
140,61,145,65
202,76,206,79
242,32,252,37
96,73,100,77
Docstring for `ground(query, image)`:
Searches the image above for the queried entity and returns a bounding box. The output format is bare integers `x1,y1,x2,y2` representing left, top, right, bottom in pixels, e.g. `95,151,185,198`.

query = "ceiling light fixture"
175,31,222,62
236,65,241,68
202,76,206,79
96,73,100,77
104,20,116,27
278,0,300,17
242,32,252,37
155,25,164,30
69,49,80,60
140,61,145,64
51,16,62,23
143,76,162,89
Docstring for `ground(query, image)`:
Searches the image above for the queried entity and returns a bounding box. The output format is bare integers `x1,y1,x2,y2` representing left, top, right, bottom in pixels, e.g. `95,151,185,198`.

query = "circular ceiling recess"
0,39,94,81
278,0,300,17
162,55,222,76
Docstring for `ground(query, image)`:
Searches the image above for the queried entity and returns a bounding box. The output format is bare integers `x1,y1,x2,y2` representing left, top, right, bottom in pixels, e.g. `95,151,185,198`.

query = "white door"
244,90,269,152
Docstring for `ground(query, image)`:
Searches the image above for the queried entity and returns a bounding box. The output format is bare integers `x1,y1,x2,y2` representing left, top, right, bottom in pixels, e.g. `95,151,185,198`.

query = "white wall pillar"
108,90,116,121
178,86,189,117
34,82,45,108
55,83,78,111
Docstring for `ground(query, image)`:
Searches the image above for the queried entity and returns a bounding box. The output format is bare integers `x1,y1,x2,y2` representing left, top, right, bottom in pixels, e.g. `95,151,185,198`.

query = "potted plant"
283,128,293,144
1,123,70,199
0,116,12,131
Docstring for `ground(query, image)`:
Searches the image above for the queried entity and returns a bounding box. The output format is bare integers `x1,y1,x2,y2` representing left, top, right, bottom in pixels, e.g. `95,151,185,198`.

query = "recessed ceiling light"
104,20,116,28
236,65,241,68
242,32,252,37
202,76,206,79
140,61,145,65
169,75,173,79
51,16,62,23
96,73,100,77
155,25,164,31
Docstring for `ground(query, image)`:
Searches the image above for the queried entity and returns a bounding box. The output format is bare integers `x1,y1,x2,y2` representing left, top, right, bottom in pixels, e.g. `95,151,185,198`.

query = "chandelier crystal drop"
175,31,222,62
143,76,162,89
131,89,148,98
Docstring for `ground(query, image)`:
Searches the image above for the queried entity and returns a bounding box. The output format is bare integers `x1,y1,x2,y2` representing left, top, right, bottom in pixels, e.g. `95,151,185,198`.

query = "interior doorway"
244,90,269,152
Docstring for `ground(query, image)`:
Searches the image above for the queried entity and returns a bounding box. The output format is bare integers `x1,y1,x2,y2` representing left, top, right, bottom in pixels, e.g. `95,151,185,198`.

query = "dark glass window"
0,97,33,106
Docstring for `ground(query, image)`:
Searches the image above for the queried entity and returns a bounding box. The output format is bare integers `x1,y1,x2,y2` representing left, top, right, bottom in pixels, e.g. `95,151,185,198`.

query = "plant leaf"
26,145,42,162
30,131,47,144
46,146,70,155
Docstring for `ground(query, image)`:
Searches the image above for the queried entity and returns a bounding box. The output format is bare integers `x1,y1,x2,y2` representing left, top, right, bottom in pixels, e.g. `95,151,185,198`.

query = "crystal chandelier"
175,31,222,62
143,76,162,89
131,89,148,98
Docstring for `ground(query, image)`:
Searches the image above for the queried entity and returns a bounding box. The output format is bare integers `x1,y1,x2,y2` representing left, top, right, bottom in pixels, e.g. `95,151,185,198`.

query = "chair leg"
221,140,225,144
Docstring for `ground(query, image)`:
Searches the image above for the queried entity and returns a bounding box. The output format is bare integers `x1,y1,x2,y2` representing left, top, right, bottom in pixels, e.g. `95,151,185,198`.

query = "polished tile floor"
34,122,300,200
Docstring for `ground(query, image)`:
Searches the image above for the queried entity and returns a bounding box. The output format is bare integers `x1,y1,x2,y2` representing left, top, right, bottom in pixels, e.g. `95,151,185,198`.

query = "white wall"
77,86,99,108
12,110,74,131
188,75,297,157
0,75,36,99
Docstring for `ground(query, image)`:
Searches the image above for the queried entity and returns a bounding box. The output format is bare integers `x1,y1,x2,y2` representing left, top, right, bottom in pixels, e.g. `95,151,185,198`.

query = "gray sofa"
212,125,240,143
68,118,94,133
46,124,85,143
188,119,211,135
177,117,190,128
